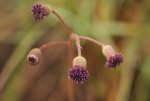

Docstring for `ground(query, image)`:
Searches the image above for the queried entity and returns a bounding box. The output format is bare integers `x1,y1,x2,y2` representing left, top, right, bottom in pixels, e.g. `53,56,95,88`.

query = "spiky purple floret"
32,4,47,20
68,65,89,84
105,53,123,68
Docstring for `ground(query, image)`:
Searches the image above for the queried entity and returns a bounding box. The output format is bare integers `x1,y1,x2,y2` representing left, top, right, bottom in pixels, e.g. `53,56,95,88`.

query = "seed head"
102,45,123,68
32,3,52,20
27,48,42,65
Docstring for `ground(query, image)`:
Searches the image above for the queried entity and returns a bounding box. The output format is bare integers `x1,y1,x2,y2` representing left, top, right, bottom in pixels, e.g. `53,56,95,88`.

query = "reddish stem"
74,34,82,56
79,36,105,47
39,41,69,51
52,10,73,37
52,10,74,101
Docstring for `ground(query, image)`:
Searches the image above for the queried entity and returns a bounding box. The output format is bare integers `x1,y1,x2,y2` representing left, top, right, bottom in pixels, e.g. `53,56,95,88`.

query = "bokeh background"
0,0,150,101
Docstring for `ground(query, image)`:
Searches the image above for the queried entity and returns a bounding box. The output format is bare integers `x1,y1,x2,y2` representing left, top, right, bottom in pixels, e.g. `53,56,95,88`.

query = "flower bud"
27,48,42,65
32,3,52,20
73,56,87,68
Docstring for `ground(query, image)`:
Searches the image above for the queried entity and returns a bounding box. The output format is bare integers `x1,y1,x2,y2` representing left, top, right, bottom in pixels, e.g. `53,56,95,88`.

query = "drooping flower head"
102,45,123,68
68,56,89,84
27,48,42,65
32,4,51,20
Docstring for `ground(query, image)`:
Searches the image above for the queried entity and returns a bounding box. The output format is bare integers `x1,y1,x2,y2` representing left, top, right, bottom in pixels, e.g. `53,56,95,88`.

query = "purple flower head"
102,45,123,68
68,65,89,84
105,53,123,68
32,4,50,20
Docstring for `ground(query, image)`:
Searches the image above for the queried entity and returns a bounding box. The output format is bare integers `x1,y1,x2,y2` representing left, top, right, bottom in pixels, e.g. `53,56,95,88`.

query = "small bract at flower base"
73,56,87,68
102,45,123,68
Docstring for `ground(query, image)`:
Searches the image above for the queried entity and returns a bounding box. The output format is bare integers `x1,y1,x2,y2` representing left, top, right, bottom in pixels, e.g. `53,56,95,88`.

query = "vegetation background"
0,0,150,101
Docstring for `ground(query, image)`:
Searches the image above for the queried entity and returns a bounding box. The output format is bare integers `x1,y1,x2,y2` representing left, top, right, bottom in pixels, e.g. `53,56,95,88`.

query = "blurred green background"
0,0,150,101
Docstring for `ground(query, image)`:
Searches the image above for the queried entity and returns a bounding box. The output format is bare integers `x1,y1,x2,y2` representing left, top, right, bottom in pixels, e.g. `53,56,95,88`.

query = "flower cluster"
27,3,124,84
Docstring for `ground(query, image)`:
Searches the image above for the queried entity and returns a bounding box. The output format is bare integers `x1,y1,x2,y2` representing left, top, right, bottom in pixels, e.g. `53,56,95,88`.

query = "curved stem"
79,36,105,47
39,41,69,51
52,10,73,37
52,10,74,101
